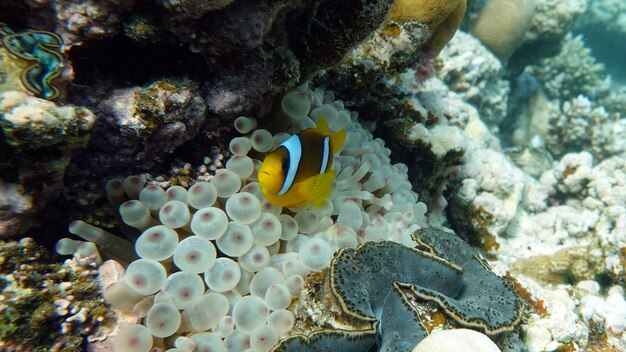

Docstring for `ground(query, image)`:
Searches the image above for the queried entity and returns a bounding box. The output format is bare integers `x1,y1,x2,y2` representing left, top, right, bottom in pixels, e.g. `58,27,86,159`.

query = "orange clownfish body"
258,117,346,208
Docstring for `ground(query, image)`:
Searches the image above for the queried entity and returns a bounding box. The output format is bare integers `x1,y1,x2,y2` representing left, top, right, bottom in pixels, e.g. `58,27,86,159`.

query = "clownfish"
258,117,346,208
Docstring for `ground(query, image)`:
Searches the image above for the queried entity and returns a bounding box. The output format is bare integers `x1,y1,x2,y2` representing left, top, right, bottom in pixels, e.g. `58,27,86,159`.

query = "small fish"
258,117,346,208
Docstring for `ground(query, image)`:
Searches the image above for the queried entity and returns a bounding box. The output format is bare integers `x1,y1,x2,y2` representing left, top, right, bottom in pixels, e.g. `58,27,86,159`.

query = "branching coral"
523,33,610,101
542,95,626,160
436,31,510,126
577,0,626,37
524,0,588,43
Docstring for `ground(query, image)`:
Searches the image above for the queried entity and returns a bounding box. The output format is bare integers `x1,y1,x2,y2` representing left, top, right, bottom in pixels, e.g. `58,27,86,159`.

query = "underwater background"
1,0,625,351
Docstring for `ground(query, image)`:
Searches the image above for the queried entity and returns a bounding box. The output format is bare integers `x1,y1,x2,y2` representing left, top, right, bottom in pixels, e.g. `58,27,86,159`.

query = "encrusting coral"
0,91,94,151
69,78,206,180
0,90,95,237
0,238,117,352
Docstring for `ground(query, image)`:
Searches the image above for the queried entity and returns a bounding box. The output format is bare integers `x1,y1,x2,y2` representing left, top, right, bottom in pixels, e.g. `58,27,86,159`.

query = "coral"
380,116,466,204
0,91,94,151
412,328,501,352
68,78,206,179
286,0,395,72
524,0,588,43
164,0,393,73
511,246,605,284
371,74,502,209
0,91,95,237
469,0,536,59
471,151,626,350
0,238,117,351
579,285,626,336
276,228,524,351
203,47,300,117
523,34,610,101
156,0,235,19
387,0,467,54
309,0,466,116
541,95,626,159
123,15,159,43
577,0,626,37
0,181,34,238
25,0,139,47
518,278,587,351
447,147,525,251
0,22,67,99
436,31,510,126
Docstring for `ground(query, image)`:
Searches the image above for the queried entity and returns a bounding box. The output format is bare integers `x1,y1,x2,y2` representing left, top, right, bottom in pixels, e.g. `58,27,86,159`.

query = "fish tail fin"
317,114,346,152
299,170,336,208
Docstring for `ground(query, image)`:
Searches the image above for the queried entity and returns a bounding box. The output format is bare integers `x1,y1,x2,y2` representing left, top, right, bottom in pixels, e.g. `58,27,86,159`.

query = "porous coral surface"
0,238,116,351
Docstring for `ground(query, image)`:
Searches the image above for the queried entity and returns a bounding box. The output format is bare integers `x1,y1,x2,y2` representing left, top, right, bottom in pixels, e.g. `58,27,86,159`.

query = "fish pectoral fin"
299,170,336,208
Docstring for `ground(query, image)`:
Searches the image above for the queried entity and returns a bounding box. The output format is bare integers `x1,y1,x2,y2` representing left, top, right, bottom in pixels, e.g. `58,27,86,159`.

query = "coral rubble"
0,238,116,351
0,91,95,237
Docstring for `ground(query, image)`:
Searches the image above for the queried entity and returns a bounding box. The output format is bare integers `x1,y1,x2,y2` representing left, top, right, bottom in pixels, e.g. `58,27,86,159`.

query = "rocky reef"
0,238,116,351
1,0,626,351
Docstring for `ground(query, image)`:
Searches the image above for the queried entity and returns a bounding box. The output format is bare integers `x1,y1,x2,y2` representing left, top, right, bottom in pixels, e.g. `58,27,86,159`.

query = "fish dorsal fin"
330,128,346,153
299,170,336,208
316,115,346,152
316,115,331,133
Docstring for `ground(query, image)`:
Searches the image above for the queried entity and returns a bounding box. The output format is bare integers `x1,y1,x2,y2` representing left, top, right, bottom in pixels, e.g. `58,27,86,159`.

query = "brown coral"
470,0,536,59
387,0,467,53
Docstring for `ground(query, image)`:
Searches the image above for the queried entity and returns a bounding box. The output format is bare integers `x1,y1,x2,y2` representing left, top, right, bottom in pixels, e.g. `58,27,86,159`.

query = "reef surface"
1,0,626,351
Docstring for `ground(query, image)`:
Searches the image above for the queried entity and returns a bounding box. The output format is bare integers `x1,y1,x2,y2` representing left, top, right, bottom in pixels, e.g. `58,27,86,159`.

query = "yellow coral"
470,0,536,60
387,0,467,53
